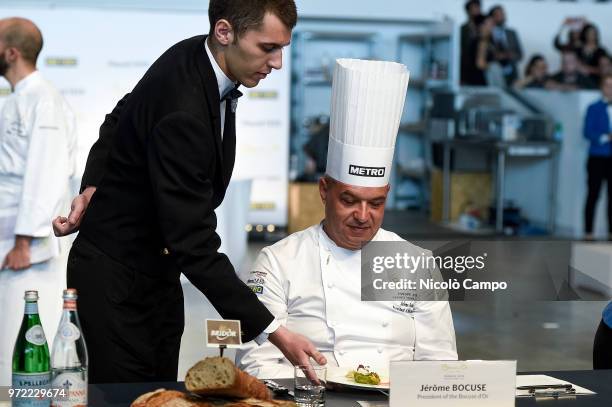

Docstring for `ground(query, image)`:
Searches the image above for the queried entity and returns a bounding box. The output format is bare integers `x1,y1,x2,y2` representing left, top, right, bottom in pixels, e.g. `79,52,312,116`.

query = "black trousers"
584,156,612,235
593,319,612,369
67,236,184,383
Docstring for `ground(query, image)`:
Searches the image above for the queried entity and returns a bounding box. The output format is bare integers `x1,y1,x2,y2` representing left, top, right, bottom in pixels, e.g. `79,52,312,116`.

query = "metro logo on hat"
325,58,410,187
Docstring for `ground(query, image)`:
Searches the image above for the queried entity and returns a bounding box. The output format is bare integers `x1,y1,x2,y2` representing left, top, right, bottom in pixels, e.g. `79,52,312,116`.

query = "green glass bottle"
12,290,51,407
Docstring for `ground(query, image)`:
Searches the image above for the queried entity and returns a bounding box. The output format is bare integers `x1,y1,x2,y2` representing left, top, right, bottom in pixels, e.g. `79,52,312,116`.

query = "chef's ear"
319,176,329,204
213,19,234,46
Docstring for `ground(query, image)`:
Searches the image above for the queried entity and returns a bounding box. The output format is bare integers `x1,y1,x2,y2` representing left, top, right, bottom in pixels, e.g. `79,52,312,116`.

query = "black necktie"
222,85,243,108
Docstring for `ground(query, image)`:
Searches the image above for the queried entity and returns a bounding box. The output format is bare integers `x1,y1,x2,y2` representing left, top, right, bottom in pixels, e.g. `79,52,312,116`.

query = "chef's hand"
1,236,32,270
52,186,96,236
269,325,327,383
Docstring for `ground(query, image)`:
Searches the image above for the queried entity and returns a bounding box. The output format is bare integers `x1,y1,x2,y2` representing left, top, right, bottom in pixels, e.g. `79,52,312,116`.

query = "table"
439,139,560,234
90,370,612,406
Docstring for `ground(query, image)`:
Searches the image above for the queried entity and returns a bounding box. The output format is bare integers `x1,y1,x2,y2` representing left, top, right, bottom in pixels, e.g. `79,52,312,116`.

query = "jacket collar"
195,35,224,161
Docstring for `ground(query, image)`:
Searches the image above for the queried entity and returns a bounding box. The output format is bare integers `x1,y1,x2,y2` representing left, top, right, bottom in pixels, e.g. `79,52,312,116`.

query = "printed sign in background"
0,7,290,227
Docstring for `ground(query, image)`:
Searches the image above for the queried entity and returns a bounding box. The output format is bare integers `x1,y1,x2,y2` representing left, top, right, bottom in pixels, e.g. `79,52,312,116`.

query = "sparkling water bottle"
12,290,51,407
51,289,88,407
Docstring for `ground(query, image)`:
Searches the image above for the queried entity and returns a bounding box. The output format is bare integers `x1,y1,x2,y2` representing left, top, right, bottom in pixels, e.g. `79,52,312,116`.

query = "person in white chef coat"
0,17,76,385
236,59,457,379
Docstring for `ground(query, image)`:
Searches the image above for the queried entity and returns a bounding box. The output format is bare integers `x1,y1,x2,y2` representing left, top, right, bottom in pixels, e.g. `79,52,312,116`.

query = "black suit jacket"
77,35,273,342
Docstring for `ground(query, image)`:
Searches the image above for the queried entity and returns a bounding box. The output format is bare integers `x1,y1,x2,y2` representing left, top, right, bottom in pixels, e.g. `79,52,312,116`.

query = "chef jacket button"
330,321,336,327
377,347,383,354
327,282,334,289
338,349,346,355
382,321,389,327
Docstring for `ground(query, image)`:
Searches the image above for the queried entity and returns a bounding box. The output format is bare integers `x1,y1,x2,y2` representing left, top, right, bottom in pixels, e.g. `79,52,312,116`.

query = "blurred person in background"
577,23,608,84
553,17,584,54
597,53,612,78
0,17,76,385
582,74,612,241
460,0,482,85
474,16,505,87
488,5,523,86
593,301,612,369
514,54,553,89
550,50,596,91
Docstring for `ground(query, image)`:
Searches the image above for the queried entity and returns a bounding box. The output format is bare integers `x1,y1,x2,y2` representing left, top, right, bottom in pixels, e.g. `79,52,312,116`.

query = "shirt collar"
205,38,236,100
14,70,41,93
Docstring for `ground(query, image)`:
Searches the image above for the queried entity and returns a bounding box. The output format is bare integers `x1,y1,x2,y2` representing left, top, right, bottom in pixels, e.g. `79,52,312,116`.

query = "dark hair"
474,14,487,26
601,73,612,87
488,5,503,18
464,0,481,12
524,54,545,77
2,20,42,65
208,0,297,39
580,23,599,45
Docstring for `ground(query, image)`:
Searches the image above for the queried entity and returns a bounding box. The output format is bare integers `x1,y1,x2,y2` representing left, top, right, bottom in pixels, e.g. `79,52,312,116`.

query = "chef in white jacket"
0,18,76,385
236,59,457,379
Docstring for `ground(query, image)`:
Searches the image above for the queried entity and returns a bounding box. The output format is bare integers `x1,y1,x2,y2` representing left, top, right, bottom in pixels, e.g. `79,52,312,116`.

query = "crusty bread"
130,389,213,407
131,390,295,407
185,357,270,401
224,399,296,407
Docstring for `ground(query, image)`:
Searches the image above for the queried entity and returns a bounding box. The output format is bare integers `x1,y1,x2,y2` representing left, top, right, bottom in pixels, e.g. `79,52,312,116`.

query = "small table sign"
205,319,242,356
390,360,516,407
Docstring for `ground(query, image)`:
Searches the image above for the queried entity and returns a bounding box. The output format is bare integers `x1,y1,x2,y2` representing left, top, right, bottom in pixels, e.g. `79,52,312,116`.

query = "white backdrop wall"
0,7,291,227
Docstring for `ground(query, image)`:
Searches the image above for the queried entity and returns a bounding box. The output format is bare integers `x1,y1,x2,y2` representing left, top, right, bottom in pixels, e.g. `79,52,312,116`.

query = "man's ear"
319,176,329,205
5,47,19,63
213,19,234,46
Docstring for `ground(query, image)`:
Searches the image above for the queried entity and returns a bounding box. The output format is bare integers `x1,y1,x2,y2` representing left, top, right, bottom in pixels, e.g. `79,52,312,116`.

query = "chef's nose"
353,203,368,223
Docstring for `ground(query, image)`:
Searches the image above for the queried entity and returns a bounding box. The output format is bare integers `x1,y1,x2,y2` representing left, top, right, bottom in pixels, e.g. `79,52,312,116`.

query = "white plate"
326,366,389,390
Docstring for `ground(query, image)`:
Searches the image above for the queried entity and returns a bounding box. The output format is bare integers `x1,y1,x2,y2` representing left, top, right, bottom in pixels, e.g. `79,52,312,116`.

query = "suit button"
161,248,170,256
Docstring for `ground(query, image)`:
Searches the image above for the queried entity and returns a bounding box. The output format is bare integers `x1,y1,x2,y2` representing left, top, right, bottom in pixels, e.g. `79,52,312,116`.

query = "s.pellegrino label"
12,291,51,407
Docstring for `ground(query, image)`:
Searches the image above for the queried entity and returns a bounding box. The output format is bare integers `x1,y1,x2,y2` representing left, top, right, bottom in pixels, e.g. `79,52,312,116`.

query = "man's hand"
1,236,32,270
52,186,96,236
269,326,327,383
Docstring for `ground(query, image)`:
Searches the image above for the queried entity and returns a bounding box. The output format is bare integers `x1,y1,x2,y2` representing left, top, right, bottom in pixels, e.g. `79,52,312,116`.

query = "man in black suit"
488,5,523,86
53,0,326,383
460,0,482,85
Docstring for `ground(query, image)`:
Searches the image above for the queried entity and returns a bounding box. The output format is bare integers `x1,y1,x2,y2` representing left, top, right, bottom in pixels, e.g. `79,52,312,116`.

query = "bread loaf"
130,389,213,407
131,389,295,407
185,357,271,400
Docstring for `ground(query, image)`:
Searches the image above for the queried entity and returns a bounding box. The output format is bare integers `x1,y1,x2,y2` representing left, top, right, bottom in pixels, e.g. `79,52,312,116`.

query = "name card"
205,319,242,348
390,360,516,407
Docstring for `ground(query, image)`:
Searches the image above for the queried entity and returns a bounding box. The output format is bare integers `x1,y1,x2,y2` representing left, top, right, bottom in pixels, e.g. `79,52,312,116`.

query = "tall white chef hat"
325,58,409,187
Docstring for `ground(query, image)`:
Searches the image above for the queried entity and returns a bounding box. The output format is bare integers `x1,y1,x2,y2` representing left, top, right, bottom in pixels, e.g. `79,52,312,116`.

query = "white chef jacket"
0,71,76,385
235,224,458,379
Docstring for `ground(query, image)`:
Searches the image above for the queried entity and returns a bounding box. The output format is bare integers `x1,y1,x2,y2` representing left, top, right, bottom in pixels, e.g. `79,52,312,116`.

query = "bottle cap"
24,290,39,301
63,288,78,301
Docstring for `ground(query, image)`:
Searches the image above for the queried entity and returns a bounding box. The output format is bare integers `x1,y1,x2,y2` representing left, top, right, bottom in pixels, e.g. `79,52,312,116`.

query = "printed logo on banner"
348,164,385,177
45,57,78,67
